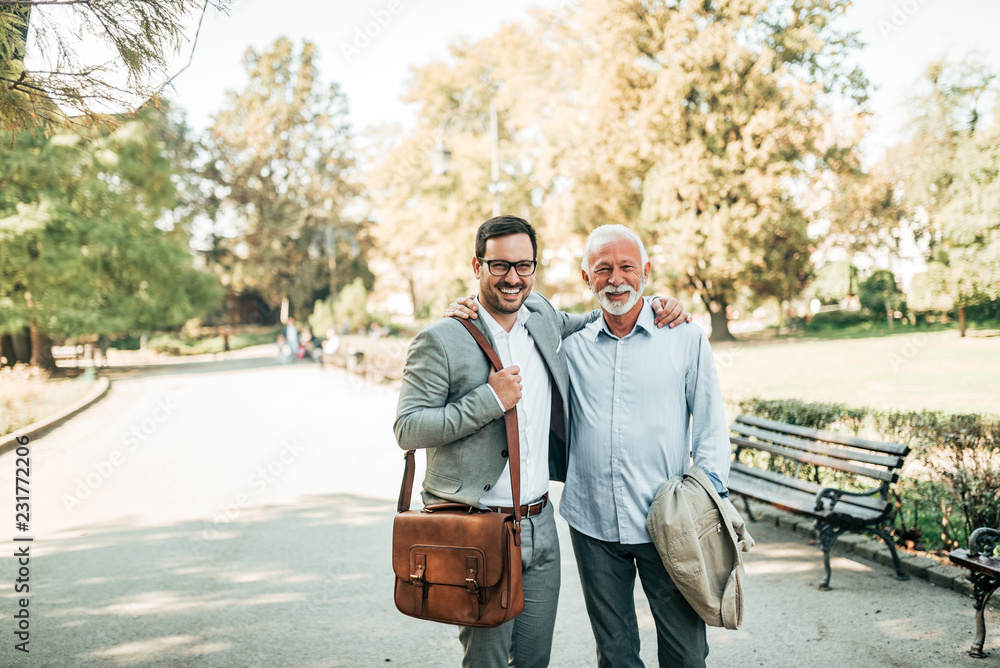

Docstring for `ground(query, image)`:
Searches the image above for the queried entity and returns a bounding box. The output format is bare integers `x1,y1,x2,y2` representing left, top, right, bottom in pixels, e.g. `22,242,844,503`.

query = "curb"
742,499,997,609
0,376,111,456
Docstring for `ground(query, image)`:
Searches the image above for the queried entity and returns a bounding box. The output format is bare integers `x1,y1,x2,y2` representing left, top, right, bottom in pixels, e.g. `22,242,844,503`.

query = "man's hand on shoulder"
444,294,479,320
650,296,692,328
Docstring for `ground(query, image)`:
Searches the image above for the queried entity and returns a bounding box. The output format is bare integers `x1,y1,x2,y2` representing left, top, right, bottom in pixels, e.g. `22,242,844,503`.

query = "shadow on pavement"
4,493,996,667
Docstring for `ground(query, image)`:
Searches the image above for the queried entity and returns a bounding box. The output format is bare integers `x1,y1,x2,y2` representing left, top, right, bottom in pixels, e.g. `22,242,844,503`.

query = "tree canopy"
0,106,222,367
203,37,367,319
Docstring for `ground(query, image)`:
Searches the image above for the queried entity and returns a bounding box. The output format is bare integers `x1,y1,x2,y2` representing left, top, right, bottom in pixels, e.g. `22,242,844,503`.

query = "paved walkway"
0,353,996,666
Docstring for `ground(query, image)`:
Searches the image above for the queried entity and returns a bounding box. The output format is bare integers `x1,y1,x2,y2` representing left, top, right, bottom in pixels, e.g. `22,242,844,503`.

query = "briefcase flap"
393,509,511,587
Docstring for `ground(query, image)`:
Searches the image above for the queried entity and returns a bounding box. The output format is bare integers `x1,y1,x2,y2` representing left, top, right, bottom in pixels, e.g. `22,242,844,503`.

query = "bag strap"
396,317,523,542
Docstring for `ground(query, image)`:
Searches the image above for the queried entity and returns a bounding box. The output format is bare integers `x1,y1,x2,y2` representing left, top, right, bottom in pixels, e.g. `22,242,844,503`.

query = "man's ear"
581,269,591,286
472,256,482,279
643,261,651,283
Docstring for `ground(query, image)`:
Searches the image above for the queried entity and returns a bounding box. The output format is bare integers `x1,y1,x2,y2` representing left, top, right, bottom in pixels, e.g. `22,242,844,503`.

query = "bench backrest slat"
731,423,904,469
730,435,898,483
729,462,890,511
736,415,910,457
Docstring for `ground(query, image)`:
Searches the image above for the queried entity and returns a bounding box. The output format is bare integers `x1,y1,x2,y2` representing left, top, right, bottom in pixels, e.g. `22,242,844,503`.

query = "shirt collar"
474,296,530,337
583,296,654,341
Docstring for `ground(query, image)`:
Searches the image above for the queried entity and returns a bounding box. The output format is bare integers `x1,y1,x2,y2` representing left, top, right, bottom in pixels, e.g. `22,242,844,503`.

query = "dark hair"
474,216,537,259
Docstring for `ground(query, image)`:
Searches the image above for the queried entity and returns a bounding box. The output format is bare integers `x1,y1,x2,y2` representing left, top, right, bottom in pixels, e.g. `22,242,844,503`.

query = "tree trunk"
708,302,736,342
28,321,56,370
407,274,419,319
11,328,31,364
957,304,967,338
0,333,16,367
885,299,894,331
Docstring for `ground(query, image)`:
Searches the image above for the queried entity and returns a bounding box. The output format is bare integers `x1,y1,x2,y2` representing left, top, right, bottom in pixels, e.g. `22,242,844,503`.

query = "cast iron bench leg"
818,523,849,591
741,495,757,523
872,525,911,581
970,572,1000,658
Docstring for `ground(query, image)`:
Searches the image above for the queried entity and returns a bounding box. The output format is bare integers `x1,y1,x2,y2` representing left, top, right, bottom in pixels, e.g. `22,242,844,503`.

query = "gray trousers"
570,527,708,668
459,502,560,668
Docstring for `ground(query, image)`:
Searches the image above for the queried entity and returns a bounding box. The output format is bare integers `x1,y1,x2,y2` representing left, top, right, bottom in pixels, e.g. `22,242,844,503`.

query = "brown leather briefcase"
392,319,525,627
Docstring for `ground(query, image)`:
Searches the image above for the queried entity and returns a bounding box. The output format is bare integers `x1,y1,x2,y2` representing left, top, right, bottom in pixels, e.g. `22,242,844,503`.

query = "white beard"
594,276,645,315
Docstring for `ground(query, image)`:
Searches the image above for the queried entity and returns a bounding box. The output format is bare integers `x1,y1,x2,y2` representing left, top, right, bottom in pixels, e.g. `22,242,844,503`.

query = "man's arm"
393,327,506,450
443,295,690,333
685,329,732,494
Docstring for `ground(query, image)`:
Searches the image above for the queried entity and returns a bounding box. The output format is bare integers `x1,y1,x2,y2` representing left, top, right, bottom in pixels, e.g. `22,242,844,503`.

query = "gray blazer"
393,293,594,507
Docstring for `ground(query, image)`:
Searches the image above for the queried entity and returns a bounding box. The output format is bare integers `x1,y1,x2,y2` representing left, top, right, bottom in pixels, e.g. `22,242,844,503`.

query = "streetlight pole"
489,97,501,216
432,93,503,216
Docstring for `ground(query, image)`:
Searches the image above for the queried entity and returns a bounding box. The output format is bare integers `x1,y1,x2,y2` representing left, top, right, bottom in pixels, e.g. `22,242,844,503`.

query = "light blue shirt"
560,298,731,544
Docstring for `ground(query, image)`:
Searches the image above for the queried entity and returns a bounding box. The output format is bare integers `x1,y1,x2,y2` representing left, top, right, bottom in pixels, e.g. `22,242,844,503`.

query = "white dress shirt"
476,299,551,507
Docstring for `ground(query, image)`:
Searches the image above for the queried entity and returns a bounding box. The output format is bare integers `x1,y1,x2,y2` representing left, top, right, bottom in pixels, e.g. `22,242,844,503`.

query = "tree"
0,0,228,133
544,0,868,340
888,57,998,336
204,37,365,319
367,21,565,317
859,269,905,330
0,107,222,368
935,99,1000,335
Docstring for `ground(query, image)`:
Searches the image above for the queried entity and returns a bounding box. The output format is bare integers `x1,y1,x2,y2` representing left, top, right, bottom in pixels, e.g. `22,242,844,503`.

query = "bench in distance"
727,414,911,590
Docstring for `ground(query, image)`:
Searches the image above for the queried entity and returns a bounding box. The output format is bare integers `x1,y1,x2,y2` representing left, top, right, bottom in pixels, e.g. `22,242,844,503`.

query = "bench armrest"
968,527,1000,557
813,485,883,512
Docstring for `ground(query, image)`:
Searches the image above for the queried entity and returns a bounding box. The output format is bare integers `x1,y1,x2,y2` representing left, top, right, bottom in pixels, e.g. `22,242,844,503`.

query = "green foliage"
806,310,873,329
551,0,867,340
204,37,366,319
856,269,907,330
310,278,385,336
145,329,276,356
0,107,223,358
859,270,906,315
808,261,852,304
739,397,1000,550
0,1,231,134
887,57,1000,331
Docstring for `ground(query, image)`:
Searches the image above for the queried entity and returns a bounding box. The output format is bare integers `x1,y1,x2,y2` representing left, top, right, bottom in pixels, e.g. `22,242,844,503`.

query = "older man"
396,216,688,668
560,224,731,668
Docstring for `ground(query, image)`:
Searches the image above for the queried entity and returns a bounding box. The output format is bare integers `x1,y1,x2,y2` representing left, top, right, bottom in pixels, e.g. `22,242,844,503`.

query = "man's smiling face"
473,233,535,318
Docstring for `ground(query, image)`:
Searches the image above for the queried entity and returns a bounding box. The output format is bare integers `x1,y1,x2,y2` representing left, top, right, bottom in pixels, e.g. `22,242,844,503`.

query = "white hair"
580,225,649,274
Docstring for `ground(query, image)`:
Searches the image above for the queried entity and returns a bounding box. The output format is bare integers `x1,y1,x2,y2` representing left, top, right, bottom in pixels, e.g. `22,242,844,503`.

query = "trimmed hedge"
738,397,1000,552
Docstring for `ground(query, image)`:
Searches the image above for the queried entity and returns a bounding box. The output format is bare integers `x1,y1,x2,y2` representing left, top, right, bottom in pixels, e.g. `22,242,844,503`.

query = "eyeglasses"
478,258,537,277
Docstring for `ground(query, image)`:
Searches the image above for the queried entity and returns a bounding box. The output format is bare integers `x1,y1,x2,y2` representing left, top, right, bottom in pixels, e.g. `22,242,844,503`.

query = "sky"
164,0,1000,164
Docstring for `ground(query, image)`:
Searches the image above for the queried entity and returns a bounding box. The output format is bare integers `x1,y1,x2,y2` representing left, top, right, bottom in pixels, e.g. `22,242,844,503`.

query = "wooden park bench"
949,527,1000,658
727,415,911,590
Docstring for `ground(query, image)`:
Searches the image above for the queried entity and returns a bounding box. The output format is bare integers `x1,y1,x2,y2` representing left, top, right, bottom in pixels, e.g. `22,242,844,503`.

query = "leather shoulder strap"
395,318,523,537
397,450,416,512
457,318,521,531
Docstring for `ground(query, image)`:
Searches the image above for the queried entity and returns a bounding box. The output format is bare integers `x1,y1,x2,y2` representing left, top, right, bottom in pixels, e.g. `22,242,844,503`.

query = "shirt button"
484,484,491,491
614,428,619,432
501,450,508,458
615,398,620,403
616,368,621,373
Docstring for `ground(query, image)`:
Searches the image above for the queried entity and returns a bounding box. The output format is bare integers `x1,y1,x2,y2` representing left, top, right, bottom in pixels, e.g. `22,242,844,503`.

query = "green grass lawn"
713,329,1000,415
